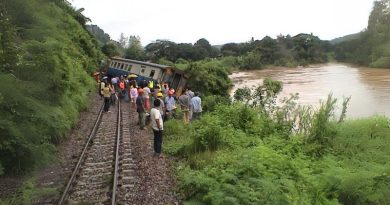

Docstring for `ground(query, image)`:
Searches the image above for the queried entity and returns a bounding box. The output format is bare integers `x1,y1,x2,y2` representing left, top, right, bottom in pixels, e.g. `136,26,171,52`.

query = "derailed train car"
106,57,187,95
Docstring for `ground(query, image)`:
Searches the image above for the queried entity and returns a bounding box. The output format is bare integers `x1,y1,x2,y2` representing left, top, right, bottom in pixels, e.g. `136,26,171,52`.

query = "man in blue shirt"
191,92,202,120
165,90,176,120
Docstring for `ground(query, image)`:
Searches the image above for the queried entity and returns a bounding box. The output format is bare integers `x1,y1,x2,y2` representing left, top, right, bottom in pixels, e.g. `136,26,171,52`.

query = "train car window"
128,65,132,71
141,68,145,73
113,62,117,68
149,70,155,78
121,63,124,69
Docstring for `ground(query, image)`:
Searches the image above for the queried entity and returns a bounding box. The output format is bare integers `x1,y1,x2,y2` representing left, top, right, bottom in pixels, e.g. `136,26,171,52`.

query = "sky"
70,0,376,46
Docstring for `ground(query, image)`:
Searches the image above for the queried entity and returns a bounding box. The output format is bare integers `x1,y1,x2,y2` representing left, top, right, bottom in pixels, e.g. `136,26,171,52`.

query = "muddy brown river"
230,63,390,118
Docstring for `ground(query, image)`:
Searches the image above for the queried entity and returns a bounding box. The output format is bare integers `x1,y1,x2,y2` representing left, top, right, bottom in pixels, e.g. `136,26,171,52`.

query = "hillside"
330,32,361,45
0,0,105,175
86,24,111,45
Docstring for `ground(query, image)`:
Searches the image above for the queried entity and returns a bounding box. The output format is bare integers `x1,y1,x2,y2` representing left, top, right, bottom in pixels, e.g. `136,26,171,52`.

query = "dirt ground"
0,93,180,204
123,105,180,204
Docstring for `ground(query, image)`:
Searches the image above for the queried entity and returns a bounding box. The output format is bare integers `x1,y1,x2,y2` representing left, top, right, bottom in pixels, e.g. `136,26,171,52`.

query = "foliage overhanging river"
230,63,390,118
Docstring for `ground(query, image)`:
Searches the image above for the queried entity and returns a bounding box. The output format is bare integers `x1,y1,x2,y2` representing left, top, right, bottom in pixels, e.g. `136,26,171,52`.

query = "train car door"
171,73,181,90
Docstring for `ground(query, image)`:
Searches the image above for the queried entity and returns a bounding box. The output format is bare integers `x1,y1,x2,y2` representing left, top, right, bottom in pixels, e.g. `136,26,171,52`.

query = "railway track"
58,100,137,205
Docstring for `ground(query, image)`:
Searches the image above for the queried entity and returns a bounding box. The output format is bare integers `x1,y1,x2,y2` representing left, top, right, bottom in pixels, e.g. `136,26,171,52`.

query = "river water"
230,63,390,118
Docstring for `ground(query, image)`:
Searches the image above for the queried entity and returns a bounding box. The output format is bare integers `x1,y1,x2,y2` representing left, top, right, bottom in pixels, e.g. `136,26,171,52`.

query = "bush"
240,51,263,70
370,57,390,68
305,94,338,157
185,61,232,96
202,95,230,113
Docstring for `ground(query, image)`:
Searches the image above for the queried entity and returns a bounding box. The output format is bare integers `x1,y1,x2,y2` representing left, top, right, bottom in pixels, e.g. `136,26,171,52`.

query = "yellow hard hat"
157,92,163,97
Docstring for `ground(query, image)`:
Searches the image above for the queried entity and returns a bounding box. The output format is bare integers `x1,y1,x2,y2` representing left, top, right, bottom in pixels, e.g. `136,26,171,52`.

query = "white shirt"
151,108,163,131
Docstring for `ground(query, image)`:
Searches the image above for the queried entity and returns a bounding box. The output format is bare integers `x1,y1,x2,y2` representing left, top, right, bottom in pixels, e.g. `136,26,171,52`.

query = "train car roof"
110,57,172,70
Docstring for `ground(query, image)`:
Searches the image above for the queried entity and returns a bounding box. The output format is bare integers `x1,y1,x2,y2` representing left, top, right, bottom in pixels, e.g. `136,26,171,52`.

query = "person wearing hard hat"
136,88,146,130
156,92,165,120
150,98,164,158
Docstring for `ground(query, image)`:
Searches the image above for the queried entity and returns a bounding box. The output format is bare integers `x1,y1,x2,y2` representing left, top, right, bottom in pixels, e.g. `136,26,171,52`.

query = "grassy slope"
0,0,104,175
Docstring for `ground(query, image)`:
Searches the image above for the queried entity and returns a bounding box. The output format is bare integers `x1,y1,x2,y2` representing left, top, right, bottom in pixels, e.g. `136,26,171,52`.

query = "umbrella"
128,74,138,78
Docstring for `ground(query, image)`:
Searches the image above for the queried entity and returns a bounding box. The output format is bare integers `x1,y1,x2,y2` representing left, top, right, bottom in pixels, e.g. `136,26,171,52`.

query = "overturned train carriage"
107,57,187,95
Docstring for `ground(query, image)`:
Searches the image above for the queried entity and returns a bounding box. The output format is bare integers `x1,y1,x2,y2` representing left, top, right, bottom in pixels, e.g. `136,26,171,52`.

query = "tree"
0,3,18,73
292,34,327,64
194,38,220,58
194,38,212,58
102,42,120,57
221,43,240,56
176,43,196,60
332,0,390,67
118,33,128,49
125,35,144,60
368,0,390,32
145,40,178,62
240,51,263,69
73,8,91,27
256,36,280,64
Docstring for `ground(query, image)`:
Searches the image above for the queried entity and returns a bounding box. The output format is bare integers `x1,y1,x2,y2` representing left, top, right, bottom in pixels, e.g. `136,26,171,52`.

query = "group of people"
99,75,203,158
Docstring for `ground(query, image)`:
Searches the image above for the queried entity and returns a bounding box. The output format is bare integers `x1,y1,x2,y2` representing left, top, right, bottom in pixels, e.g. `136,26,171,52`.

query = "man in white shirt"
151,99,164,158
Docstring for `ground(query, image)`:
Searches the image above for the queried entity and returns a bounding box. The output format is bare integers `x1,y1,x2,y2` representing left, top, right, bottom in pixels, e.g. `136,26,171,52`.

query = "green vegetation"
0,177,59,205
334,0,390,67
165,80,390,205
0,0,104,175
141,34,329,69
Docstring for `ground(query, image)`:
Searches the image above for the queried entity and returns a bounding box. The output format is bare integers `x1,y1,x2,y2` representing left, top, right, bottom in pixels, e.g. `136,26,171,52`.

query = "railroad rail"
58,100,130,205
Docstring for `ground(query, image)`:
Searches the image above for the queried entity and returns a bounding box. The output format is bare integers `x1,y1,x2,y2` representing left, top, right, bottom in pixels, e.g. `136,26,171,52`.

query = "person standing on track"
103,83,111,113
99,79,106,98
109,82,116,106
136,88,146,130
111,76,118,92
130,85,138,110
143,85,151,111
156,92,165,120
151,99,164,158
